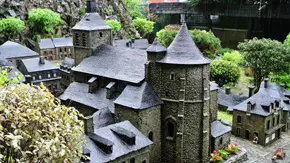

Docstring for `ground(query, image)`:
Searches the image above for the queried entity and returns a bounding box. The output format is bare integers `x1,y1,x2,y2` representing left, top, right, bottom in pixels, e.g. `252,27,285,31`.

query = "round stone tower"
146,23,211,163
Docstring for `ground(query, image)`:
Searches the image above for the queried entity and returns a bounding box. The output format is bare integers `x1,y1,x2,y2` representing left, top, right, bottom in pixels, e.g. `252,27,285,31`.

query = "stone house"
17,57,61,95
59,1,229,162
59,57,74,89
36,37,74,60
0,41,39,66
232,79,285,146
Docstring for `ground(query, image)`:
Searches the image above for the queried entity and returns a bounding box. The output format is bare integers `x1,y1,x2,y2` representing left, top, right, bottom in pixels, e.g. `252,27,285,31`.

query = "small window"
166,120,175,139
64,48,67,52
48,74,51,78
39,75,42,80
32,76,36,81
170,72,175,80
100,32,103,37
75,33,80,46
267,120,270,130
245,130,250,140
237,128,240,136
165,91,169,97
60,48,62,53
277,115,280,124
273,117,275,126
237,115,242,123
219,137,223,145
276,101,280,108
82,33,87,47
54,73,57,78
142,161,146,163
149,132,153,141
130,158,135,163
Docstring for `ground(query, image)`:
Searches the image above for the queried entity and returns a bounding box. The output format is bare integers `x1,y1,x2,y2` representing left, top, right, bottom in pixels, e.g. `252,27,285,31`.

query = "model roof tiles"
0,41,39,59
72,44,147,84
85,121,152,163
146,37,167,53
211,120,231,138
114,81,163,109
72,13,111,31
157,23,210,65
21,57,57,73
39,37,73,50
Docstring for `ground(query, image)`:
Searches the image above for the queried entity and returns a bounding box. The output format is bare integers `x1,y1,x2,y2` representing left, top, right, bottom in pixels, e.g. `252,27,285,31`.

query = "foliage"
105,20,122,31
132,18,154,38
78,8,86,17
218,150,229,160
284,33,290,47
0,17,25,40
238,38,290,89
104,6,114,16
157,28,221,59
124,0,146,18
210,150,222,163
221,50,245,66
216,48,233,56
218,111,233,123
0,68,22,86
225,144,238,154
28,8,62,37
210,60,240,87
0,80,85,162
269,72,290,88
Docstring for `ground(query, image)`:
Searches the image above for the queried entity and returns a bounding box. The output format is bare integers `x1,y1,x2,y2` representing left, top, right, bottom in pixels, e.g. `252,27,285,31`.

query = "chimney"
39,56,45,64
248,86,255,97
264,78,269,88
24,75,32,84
131,39,135,43
86,0,96,13
88,77,98,93
83,113,96,135
225,87,231,95
89,133,113,154
106,82,116,99
111,127,136,145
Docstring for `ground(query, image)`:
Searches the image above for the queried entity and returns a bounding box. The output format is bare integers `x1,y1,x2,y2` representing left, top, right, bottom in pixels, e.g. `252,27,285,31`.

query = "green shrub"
132,18,154,37
210,60,240,87
0,17,25,40
217,48,233,56
269,72,290,88
284,33,290,46
221,50,244,66
78,8,85,17
105,19,122,31
157,28,221,59
124,0,146,18
28,8,62,36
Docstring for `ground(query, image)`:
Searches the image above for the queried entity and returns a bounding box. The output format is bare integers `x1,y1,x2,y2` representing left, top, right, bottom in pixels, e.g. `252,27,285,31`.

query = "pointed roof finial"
146,37,167,53
180,14,186,24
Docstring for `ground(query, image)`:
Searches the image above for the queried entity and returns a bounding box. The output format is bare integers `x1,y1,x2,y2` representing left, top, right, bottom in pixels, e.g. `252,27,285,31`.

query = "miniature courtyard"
231,130,290,163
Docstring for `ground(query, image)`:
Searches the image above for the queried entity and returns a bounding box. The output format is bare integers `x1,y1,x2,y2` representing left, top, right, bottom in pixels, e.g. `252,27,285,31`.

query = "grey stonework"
115,105,162,163
210,88,218,122
108,147,150,163
213,132,231,151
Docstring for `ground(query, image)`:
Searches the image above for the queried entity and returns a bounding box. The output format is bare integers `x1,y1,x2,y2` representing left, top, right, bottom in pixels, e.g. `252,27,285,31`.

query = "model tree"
105,20,122,31
28,8,62,38
0,69,85,162
133,18,154,38
210,60,240,87
238,38,290,90
0,17,25,41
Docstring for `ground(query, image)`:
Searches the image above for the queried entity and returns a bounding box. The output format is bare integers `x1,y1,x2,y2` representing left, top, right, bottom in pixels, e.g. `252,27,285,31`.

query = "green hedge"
157,29,221,59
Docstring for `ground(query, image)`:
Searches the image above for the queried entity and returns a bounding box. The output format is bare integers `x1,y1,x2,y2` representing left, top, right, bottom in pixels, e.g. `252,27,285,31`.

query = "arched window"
142,161,146,163
130,158,135,163
149,131,153,141
170,72,175,80
100,32,103,37
219,137,223,145
165,117,176,140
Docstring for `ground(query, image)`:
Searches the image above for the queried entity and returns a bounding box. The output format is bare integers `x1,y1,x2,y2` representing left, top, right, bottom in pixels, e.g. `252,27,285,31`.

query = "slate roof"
233,81,282,116
39,39,55,49
113,39,150,50
21,57,57,73
92,107,115,129
72,13,111,31
210,82,219,91
72,44,147,84
0,59,25,83
52,37,73,47
58,82,117,113
62,57,75,68
146,37,167,53
114,81,163,109
211,120,232,138
84,121,152,163
157,23,210,65
218,88,248,112
0,41,39,59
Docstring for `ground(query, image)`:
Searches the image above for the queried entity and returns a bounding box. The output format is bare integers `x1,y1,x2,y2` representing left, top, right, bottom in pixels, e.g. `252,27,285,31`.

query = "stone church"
60,0,230,162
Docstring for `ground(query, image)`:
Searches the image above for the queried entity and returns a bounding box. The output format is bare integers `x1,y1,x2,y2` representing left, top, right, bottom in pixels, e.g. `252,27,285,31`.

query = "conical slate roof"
146,37,167,53
157,23,210,65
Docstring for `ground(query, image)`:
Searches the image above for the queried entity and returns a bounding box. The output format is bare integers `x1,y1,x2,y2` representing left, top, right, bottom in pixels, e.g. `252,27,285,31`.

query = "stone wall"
213,132,231,151
110,147,150,163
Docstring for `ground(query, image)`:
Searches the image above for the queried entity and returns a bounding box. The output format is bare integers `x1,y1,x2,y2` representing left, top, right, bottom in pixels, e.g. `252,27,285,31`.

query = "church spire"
86,0,96,13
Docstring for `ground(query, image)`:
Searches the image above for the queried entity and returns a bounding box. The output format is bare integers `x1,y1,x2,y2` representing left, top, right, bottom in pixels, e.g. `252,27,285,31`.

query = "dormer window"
247,101,252,115
170,72,175,81
275,100,280,108
48,74,51,78
82,33,87,47
271,103,276,112
75,33,80,46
